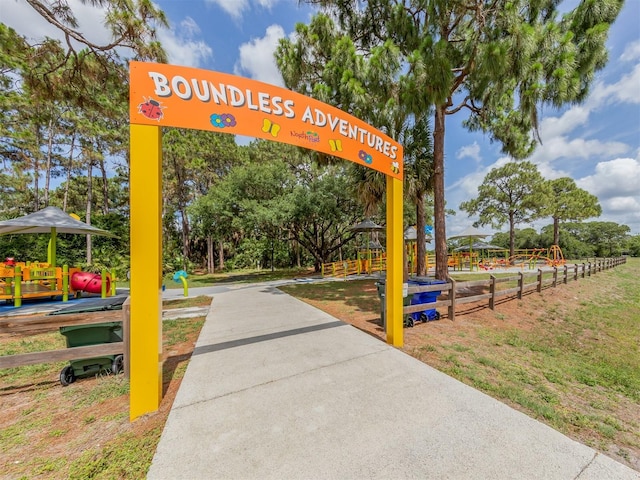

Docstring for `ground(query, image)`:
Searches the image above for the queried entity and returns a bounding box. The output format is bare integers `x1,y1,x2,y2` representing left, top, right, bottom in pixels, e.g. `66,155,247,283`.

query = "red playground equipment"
70,271,111,295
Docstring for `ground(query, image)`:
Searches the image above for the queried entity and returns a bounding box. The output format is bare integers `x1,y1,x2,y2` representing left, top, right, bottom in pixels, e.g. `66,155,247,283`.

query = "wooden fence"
0,298,130,376
403,257,627,322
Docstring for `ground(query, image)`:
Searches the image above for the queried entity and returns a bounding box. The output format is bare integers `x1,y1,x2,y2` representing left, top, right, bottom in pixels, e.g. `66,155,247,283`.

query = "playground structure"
322,244,566,277
0,261,115,307
476,245,566,271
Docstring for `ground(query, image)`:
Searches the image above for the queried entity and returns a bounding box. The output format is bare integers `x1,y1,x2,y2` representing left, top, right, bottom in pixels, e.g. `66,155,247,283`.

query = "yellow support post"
14,266,22,308
385,176,403,347
129,124,163,421
62,265,69,302
111,269,117,296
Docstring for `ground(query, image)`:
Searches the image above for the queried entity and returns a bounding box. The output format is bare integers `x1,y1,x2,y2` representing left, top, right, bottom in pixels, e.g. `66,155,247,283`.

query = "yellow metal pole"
14,266,22,308
62,265,69,302
129,124,163,421
48,227,57,267
385,176,403,347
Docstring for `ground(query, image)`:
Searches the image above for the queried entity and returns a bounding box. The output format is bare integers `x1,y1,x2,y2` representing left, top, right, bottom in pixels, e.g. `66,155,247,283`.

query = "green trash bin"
59,322,123,386
375,280,412,330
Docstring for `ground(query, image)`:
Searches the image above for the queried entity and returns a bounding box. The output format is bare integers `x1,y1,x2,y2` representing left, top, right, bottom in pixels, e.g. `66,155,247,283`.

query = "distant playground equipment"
173,270,189,297
476,245,566,271
323,244,566,277
0,260,116,307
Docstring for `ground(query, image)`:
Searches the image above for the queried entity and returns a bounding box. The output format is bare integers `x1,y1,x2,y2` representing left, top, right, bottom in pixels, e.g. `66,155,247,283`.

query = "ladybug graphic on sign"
138,97,165,121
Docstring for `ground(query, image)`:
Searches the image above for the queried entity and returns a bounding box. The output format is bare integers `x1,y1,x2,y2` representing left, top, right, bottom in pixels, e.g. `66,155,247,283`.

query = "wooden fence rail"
402,257,627,322
0,299,130,377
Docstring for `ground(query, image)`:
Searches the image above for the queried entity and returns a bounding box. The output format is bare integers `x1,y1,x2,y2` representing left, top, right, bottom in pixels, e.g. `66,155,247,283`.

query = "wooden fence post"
574,264,579,281
553,267,558,288
587,262,591,277
123,297,130,379
448,278,456,321
489,275,496,310
518,271,524,299
581,263,586,278
537,269,543,293
563,265,568,284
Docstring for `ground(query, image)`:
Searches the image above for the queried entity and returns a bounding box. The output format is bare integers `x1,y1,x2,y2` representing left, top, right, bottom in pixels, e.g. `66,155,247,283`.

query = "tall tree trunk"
43,118,54,207
218,239,225,270
86,160,93,265
99,156,109,214
180,208,190,271
553,216,560,246
508,212,515,259
416,192,427,276
207,235,214,274
62,134,76,212
433,105,448,280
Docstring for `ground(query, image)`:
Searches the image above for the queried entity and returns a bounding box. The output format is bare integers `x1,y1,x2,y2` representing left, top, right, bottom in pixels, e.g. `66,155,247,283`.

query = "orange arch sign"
128,62,404,421
130,62,402,179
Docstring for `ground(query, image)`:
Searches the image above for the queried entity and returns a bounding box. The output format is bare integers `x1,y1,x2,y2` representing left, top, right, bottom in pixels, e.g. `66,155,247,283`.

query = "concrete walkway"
148,283,639,480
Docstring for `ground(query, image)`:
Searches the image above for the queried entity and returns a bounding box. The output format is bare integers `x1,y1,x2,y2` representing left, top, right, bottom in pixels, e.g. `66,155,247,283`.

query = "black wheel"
111,355,124,375
60,365,75,386
419,313,429,323
434,311,441,321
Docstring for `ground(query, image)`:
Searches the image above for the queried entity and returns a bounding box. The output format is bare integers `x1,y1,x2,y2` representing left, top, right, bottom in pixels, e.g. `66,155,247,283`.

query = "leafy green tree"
583,221,630,257
403,114,434,275
460,161,550,257
546,177,601,246
276,14,438,275
301,0,623,279
288,164,362,272
626,235,640,257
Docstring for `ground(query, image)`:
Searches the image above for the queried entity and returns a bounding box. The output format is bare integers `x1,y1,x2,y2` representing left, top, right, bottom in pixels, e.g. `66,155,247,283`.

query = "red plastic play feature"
70,271,110,294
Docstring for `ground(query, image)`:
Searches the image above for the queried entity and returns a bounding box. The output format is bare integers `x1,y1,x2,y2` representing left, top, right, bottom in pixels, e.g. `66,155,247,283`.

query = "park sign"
128,61,405,421
129,61,403,180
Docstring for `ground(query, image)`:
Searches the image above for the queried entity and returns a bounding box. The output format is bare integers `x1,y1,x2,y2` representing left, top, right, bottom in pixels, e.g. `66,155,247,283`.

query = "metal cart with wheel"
59,322,123,386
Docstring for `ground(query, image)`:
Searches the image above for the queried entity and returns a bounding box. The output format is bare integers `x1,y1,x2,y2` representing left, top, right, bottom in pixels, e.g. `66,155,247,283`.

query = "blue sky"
3,0,640,237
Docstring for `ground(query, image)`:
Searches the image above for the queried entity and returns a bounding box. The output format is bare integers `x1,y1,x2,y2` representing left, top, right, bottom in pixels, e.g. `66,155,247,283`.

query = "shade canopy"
349,218,384,232
448,225,490,240
0,207,116,237
455,242,504,252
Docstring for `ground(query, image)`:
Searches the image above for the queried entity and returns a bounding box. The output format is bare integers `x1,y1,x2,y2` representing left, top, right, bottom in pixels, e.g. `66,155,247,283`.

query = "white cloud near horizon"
234,24,286,85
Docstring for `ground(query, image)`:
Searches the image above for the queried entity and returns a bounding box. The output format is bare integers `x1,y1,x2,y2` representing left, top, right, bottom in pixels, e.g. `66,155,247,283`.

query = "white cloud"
205,0,283,20
590,63,640,107
3,0,110,47
577,157,640,199
256,0,281,8
538,106,589,138
456,142,482,163
620,40,640,62
234,24,286,85
3,1,213,68
531,135,629,164
157,17,213,68
206,0,249,20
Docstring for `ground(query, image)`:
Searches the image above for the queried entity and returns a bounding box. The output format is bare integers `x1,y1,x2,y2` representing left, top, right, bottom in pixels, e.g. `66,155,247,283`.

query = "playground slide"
70,271,111,295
